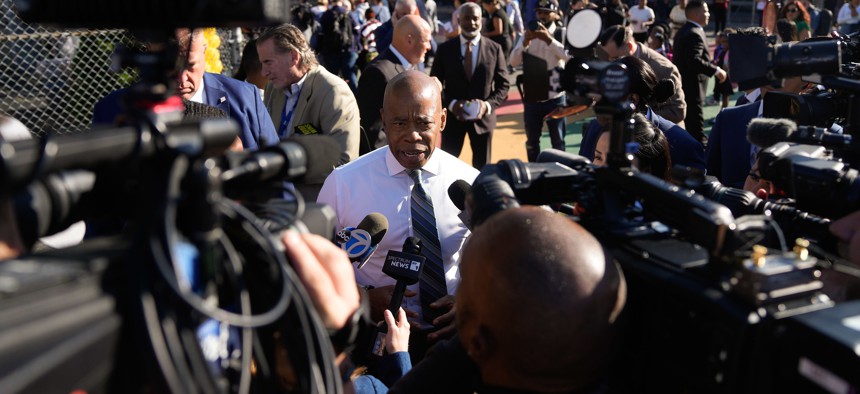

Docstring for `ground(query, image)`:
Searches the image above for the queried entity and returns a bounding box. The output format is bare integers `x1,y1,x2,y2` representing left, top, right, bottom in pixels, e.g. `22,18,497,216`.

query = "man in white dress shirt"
318,70,479,348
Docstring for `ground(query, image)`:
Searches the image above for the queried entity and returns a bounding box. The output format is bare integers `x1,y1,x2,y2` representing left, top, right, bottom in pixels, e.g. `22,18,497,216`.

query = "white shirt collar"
389,46,418,70
745,88,761,104
284,73,308,98
384,147,442,178
189,76,206,104
459,34,481,47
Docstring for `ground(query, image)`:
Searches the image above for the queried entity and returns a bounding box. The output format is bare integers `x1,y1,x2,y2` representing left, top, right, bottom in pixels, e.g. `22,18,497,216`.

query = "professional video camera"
462,21,860,393
0,1,353,393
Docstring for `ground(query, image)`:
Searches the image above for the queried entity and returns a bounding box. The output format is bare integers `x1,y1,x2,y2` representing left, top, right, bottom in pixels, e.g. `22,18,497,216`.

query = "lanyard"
279,95,299,138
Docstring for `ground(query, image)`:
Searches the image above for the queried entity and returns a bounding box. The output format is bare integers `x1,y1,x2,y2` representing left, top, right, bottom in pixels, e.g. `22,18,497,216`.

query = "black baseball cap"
536,0,560,12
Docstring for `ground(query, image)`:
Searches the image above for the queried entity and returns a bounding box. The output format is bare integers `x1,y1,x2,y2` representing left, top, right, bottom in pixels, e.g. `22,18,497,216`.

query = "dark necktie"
464,41,473,80
407,169,447,324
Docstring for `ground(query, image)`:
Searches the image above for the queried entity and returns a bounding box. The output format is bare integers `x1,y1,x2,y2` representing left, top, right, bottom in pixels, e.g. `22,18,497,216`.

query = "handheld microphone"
371,237,425,356
448,179,472,229
336,212,389,269
746,118,852,149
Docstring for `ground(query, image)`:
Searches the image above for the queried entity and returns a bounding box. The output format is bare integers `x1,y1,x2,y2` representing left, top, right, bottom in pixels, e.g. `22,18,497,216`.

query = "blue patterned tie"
408,169,447,324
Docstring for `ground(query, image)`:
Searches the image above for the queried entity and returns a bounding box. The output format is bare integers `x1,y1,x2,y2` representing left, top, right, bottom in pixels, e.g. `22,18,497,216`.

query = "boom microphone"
336,212,389,269
747,118,852,149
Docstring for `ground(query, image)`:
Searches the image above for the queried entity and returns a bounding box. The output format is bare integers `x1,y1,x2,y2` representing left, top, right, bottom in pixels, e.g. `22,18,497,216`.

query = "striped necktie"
407,169,447,324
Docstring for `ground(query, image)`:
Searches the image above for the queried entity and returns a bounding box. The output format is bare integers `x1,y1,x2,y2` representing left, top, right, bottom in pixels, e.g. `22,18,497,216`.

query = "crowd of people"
4,0,860,392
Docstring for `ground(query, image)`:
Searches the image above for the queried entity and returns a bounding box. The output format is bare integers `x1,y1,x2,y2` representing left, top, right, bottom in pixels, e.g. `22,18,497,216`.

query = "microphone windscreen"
448,179,471,211
535,149,591,169
746,118,797,149
286,134,342,184
357,212,389,245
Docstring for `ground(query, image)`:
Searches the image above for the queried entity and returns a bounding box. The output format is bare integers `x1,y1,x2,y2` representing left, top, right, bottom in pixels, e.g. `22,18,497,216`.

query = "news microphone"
371,237,425,356
746,118,852,149
448,179,472,229
336,212,389,269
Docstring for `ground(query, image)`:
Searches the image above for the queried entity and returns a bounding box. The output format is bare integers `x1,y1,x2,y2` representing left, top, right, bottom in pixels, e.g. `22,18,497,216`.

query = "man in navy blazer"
93,29,279,151
704,101,759,188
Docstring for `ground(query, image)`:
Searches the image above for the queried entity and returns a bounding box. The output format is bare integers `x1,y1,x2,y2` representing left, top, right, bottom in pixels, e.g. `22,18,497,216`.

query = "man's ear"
439,107,447,132
626,40,636,55
466,324,496,365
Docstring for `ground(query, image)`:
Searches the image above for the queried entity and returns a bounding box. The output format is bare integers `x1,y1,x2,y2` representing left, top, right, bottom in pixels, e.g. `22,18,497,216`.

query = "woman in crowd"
592,112,673,180
780,0,812,40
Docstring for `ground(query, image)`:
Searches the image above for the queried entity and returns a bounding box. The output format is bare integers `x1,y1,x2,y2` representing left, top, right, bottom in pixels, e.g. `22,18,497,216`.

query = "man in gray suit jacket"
357,15,433,154
599,24,687,126
257,24,361,199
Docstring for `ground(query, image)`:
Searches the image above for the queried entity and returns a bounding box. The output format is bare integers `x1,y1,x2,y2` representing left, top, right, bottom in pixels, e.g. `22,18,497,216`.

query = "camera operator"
578,57,705,170
509,0,569,162
598,24,686,126
389,206,626,393
704,29,811,188
592,112,673,180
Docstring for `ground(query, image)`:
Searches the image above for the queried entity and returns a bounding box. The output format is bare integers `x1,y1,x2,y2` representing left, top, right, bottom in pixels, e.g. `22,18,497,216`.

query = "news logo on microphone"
337,227,374,259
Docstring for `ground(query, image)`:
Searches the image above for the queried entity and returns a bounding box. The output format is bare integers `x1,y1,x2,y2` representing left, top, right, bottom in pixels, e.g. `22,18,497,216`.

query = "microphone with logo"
370,237,425,357
336,212,389,269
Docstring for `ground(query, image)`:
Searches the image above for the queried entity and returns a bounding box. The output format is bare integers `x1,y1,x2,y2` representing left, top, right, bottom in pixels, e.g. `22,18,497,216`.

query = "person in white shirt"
509,0,568,161
838,0,860,34
318,70,479,350
629,0,656,42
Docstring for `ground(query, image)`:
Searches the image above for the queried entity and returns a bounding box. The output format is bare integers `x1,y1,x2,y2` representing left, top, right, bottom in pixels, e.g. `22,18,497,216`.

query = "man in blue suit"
705,75,811,188
93,29,279,151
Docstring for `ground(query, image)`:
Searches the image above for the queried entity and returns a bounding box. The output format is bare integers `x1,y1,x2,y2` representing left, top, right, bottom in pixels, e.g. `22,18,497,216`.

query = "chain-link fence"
0,0,250,136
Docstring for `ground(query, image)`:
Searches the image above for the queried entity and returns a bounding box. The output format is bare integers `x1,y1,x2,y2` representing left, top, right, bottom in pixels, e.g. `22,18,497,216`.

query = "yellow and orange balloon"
203,28,223,74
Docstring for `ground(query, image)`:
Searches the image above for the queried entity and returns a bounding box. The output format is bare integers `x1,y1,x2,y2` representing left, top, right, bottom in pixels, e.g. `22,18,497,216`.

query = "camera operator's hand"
367,285,418,322
524,25,552,46
714,67,727,83
384,308,411,353
427,294,456,342
283,230,360,331
830,210,860,266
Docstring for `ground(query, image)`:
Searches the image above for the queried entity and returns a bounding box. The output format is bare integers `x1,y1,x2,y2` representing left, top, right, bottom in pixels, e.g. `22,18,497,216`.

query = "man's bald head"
392,15,432,65
456,207,626,392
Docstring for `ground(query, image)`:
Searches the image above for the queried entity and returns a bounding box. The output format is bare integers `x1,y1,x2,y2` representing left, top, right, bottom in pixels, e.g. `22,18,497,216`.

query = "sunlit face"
460,6,482,38
405,28,433,65
383,83,446,169
257,38,304,91
176,32,207,100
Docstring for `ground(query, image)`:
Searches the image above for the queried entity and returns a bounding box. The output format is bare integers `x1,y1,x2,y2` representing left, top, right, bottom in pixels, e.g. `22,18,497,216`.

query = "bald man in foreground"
390,206,627,393
357,15,433,154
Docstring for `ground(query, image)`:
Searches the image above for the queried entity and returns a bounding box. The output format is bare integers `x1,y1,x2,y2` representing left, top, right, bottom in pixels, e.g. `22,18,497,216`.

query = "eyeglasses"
786,7,799,12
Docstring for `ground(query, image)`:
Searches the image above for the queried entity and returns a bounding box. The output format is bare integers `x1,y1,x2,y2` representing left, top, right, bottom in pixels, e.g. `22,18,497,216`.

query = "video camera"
0,1,353,393
461,22,860,393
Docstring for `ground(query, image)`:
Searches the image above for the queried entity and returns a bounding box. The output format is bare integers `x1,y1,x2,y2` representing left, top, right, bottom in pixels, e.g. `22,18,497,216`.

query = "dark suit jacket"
357,49,407,153
672,22,717,103
92,73,278,151
578,109,706,170
430,36,509,136
705,102,760,188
